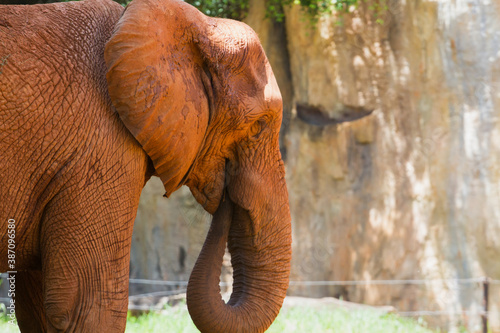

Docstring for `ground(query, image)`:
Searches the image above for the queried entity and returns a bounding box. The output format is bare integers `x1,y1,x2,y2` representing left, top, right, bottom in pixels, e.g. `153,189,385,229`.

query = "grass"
129,303,441,332
0,301,438,332
266,306,435,333
125,304,438,333
126,305,197,333
0,304,19,333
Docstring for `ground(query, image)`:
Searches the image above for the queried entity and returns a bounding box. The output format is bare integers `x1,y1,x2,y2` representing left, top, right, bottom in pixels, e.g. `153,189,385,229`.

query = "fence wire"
128,277,500,287
126,277,500,322
1,274,499,320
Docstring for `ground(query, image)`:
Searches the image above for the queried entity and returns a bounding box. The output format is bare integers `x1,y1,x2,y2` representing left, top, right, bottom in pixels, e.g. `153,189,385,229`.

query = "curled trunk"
187,191,292,332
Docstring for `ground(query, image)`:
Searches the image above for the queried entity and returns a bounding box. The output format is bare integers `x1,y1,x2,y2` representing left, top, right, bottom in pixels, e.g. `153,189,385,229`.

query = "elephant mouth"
186,158,228,215
188,179,224,215
190,186,209,208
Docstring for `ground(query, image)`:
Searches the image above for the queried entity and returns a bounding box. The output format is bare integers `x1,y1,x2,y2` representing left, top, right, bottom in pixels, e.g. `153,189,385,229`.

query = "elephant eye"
249,118,266,139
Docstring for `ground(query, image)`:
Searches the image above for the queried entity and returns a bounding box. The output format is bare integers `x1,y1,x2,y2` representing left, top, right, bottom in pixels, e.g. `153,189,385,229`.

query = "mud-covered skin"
0,0,292,332
0,1,151,331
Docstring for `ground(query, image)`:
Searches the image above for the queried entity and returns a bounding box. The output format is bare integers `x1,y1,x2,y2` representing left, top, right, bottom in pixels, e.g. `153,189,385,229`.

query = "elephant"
0,0,292,331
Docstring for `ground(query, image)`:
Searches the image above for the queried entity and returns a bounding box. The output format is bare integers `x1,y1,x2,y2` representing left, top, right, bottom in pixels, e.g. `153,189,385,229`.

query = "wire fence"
127,276,500,332
129,277,500,287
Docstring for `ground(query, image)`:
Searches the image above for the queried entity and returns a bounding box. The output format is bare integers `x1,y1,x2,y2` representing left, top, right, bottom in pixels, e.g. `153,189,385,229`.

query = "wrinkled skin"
0,0,291,332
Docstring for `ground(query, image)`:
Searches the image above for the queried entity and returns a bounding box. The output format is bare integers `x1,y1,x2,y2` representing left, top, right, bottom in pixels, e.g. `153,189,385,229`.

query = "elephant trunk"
187,185,292,333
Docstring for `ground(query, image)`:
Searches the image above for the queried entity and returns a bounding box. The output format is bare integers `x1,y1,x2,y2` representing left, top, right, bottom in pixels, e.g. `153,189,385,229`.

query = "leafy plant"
185,0,361,22
184,0,249,20
185,0,392,28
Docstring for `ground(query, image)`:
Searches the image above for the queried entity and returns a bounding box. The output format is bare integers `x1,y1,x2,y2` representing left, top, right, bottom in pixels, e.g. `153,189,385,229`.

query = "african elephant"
0,0,292,332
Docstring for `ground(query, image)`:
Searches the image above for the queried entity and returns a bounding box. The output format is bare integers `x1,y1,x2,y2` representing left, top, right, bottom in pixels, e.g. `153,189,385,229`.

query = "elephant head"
105,0,292,331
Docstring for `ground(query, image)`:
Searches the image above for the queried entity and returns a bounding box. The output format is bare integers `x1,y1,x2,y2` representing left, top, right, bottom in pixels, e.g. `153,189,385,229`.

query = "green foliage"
184,0,249,20
368,0,389,25
185,0,360,22
264,0,366,25
266,0,391,24
185,0,392,27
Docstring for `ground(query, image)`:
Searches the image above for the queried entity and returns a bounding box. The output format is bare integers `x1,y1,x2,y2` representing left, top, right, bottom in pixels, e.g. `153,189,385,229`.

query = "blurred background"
1,0,500,331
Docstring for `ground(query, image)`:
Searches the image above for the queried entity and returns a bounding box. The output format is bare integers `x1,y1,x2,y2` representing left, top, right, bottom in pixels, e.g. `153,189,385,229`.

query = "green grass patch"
0,301,440,332
268,306,435,333
126,302,439,333
0,306,19,333
126,305,198,333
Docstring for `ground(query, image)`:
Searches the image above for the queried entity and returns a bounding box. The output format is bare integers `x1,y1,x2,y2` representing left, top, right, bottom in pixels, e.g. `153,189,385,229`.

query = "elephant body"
0,0,292,332
0,1,152,330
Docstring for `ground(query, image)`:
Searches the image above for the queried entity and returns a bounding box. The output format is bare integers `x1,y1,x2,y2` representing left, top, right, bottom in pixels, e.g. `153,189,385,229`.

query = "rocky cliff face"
130,0,500,330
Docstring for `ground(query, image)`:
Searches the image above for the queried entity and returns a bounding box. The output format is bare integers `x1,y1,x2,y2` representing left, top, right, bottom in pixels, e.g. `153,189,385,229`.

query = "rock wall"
130,0,500,330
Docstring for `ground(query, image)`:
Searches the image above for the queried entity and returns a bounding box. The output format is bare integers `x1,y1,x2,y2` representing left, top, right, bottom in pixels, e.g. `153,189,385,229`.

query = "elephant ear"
105,0,212,197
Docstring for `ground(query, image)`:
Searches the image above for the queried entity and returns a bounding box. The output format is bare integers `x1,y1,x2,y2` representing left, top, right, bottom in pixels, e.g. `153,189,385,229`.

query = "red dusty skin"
187,188,292,333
